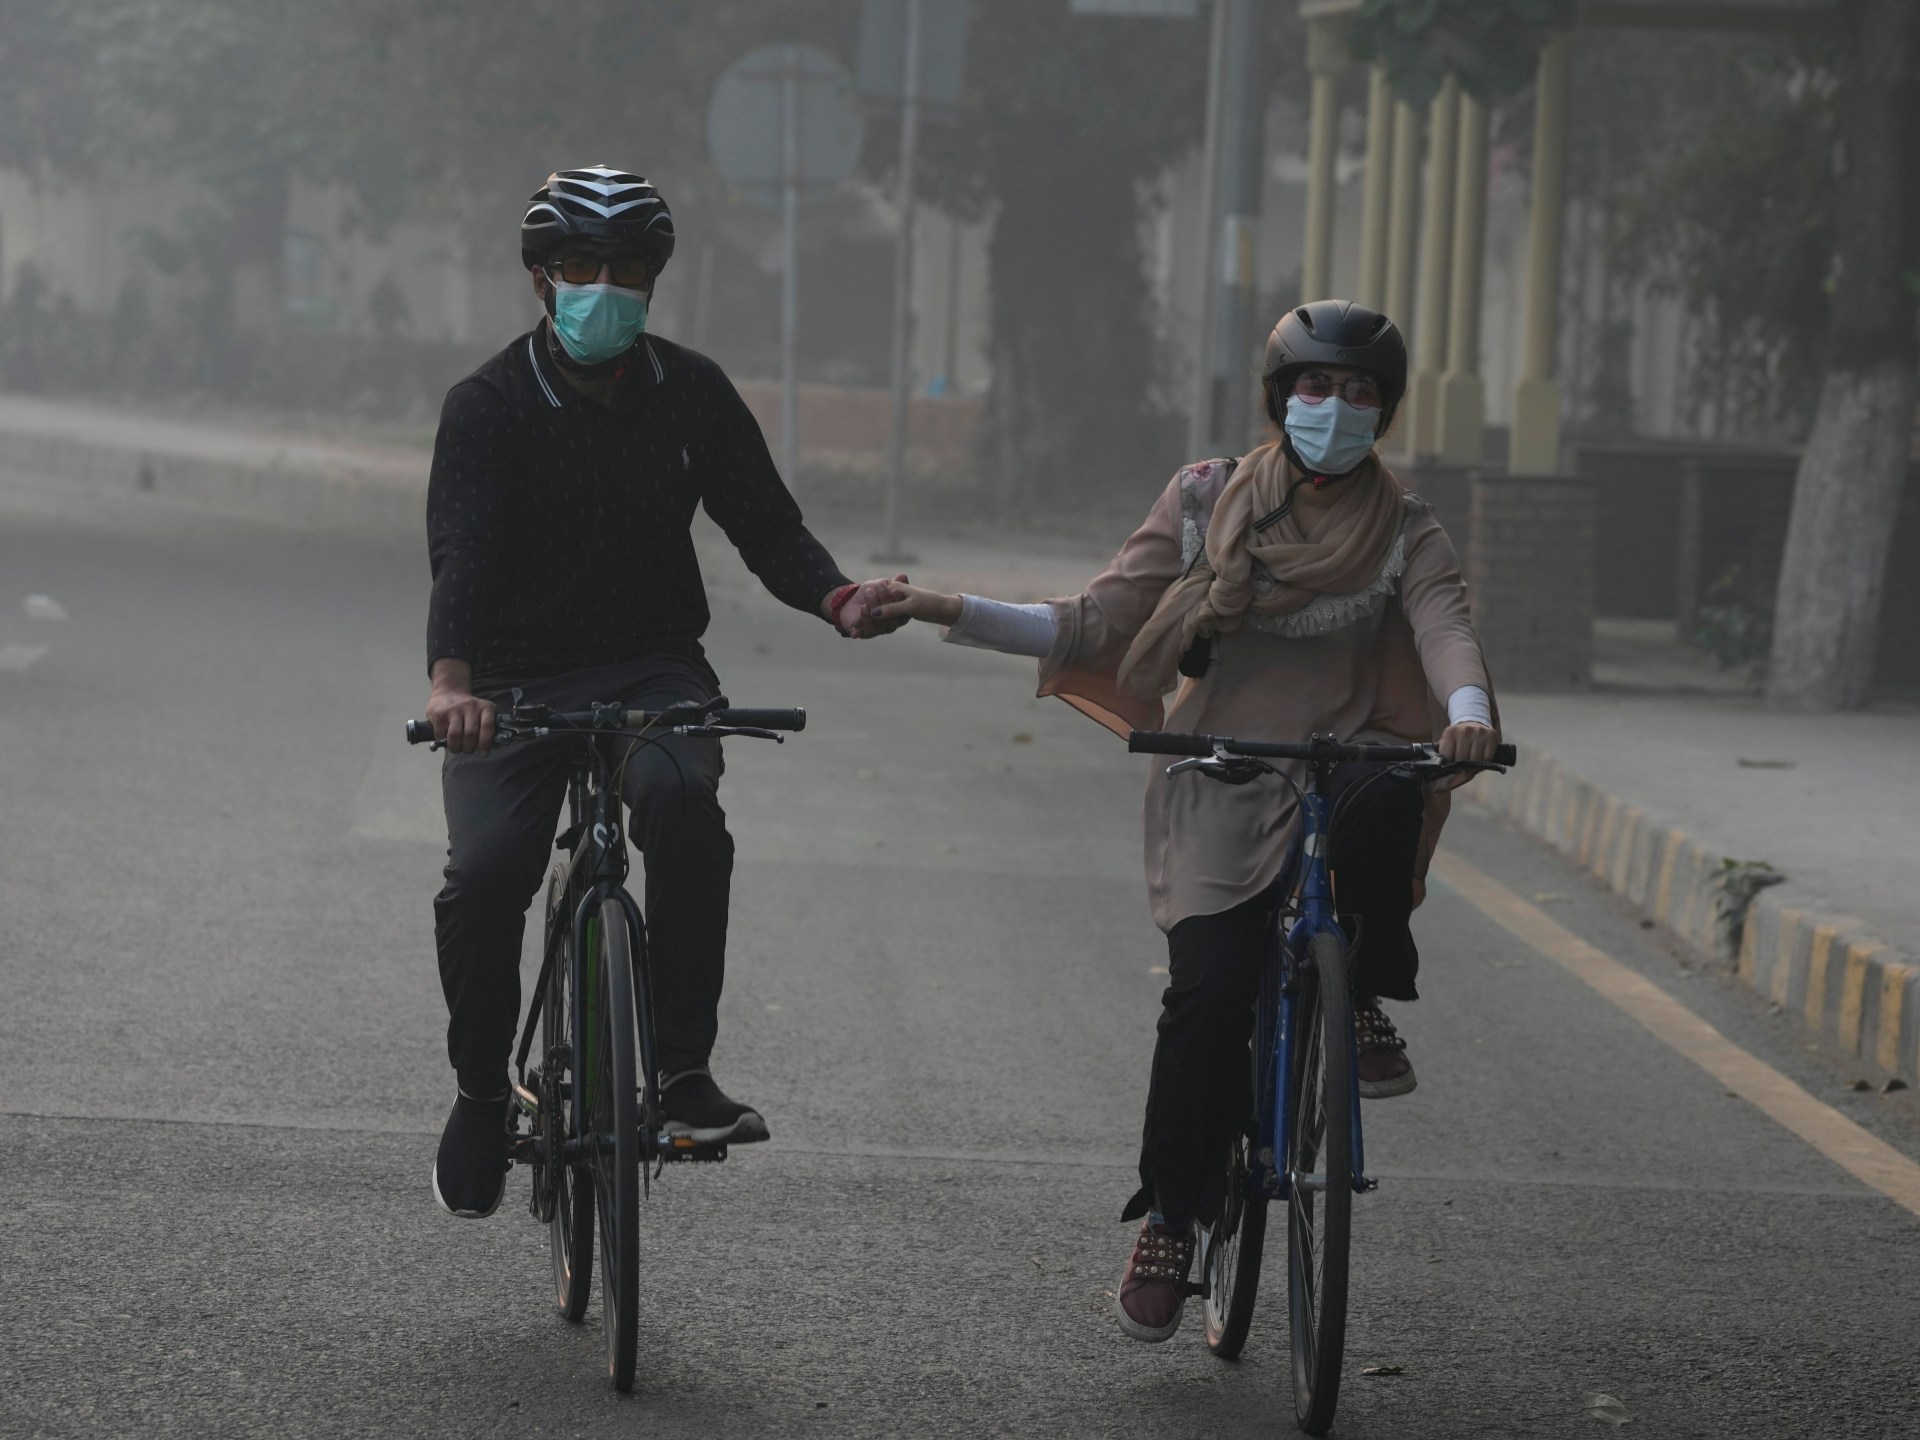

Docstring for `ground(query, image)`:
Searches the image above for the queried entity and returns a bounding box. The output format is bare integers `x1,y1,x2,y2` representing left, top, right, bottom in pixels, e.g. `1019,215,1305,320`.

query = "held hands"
868,579,963,628
826,575,914,639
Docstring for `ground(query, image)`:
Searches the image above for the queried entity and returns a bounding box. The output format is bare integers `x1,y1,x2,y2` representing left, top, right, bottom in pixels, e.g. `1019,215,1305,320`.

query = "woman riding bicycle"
872,300,1501,1343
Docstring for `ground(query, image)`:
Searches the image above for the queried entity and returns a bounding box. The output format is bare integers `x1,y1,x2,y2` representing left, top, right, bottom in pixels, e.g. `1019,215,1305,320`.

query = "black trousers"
1124,761,1427,1227
434,656,734,1096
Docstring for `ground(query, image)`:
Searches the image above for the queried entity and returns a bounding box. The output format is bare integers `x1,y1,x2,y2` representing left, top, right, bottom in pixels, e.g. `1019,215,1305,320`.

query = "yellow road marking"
1432,850,1920,1223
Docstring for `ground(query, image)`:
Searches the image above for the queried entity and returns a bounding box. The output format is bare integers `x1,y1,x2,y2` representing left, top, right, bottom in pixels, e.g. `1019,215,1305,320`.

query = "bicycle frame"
509,740,672,1167
1253,772,1374,1204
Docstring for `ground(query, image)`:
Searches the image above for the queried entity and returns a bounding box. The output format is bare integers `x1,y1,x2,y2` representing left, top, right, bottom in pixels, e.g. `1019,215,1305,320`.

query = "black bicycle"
407,693,804,1391
1128,729,1512,1435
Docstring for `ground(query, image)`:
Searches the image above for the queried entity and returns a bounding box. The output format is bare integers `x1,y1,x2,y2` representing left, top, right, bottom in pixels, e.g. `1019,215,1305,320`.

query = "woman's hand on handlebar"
869,580,963,627
1435,720,1499,790
427,659,496,755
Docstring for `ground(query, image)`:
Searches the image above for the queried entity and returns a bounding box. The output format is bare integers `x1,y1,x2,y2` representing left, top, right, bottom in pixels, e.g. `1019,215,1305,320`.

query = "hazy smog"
4,3,1918,1436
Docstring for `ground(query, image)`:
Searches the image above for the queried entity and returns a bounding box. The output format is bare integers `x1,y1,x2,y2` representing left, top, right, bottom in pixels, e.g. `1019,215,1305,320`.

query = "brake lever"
1166,755,1269,786
674,725,785,743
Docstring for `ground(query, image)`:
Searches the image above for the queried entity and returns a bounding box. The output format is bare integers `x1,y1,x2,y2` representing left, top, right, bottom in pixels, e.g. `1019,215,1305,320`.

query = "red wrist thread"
826,582,860,632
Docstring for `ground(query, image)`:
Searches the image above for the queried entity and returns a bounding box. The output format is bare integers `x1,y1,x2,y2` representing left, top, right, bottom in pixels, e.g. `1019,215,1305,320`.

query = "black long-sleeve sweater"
426,327,851,691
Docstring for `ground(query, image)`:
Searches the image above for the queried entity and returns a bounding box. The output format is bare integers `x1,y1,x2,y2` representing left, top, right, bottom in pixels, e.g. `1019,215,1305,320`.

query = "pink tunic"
1037,459,1496,931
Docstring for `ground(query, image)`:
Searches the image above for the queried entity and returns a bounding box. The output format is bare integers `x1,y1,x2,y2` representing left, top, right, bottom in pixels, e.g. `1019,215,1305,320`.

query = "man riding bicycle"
424,165,902,1218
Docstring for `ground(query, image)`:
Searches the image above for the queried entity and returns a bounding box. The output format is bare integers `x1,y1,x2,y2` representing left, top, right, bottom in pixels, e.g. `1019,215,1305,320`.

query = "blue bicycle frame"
1253,784,1374,1204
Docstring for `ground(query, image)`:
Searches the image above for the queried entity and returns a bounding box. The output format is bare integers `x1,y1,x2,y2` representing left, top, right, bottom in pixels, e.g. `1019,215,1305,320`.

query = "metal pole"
1212,0,1265,454
1186,0,1230,459
877,0,923,563
942,210,963,390
780,45,801,490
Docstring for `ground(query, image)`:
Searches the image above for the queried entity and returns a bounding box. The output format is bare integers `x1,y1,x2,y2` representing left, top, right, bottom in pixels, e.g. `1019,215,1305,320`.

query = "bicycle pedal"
1178,1279,1209,1298
656,1135,728,1163
506,1134,540,1164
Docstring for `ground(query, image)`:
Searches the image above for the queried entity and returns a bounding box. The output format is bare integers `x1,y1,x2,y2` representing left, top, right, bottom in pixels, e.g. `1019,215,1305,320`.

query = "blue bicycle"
1127,729,1513,1435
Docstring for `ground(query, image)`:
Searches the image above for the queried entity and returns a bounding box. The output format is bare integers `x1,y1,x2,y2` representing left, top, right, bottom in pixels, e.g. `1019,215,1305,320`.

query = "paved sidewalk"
2,390,1912,1083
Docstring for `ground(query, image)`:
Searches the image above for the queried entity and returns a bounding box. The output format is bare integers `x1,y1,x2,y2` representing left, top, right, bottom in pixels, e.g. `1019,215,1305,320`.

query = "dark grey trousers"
433,655,733,1095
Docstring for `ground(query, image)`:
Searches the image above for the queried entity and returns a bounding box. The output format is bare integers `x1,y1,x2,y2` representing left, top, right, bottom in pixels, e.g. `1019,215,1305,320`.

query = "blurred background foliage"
0,1,1867,468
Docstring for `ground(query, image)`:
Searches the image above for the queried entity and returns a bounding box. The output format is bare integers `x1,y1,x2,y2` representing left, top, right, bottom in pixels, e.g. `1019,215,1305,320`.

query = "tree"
912,1,1212,505
1603,42,1838,441
1349,0,1571,108
1766,0,1920,709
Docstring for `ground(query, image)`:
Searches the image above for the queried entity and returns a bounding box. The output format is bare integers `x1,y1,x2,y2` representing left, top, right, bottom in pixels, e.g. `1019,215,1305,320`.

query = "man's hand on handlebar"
427,658,497,755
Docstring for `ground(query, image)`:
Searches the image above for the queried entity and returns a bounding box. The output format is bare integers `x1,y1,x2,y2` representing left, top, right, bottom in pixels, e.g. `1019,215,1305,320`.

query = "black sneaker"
659,1068,770,1144
432,1090,510,1218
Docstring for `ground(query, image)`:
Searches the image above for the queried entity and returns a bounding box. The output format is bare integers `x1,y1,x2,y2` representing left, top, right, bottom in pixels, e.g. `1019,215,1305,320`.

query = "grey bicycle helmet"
520,165,676,272
1263,300,1408,433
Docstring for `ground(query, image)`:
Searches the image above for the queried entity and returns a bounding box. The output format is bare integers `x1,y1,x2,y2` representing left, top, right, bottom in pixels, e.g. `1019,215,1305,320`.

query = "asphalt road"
4,477,1920,1439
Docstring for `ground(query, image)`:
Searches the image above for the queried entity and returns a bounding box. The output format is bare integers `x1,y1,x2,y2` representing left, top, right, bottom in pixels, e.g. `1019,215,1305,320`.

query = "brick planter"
1467,472,1594,692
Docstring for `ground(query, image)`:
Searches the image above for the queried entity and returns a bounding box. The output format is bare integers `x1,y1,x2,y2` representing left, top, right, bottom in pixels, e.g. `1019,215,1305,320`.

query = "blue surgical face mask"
1284,395,1379,476
550,281,648,365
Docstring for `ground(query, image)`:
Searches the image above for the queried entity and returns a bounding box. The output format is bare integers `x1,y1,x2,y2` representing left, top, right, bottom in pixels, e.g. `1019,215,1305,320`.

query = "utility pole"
876,0,923,564
780,44,802,491
1209,0,1264,455
1185,0,1231,459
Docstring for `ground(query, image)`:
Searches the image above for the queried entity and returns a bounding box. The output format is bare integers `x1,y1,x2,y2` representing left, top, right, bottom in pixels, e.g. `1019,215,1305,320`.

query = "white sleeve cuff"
1446,684,1493,728
941,595,1058,657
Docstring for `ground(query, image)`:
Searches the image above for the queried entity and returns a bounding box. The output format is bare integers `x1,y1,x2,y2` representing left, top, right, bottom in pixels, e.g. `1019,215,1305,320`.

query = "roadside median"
1473,701,1920,1089
0,394,427,543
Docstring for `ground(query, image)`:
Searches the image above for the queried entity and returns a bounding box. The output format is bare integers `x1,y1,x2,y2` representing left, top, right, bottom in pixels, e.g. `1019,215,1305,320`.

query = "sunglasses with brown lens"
544,253,655,288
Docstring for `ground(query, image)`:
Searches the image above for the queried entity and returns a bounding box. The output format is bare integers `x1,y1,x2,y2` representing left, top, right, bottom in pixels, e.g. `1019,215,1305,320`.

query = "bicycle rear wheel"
1205,956,1279,1359
544,883,593,1323
1287,931,1353,1436
586,903,640,1392
1202,1131,1268,1357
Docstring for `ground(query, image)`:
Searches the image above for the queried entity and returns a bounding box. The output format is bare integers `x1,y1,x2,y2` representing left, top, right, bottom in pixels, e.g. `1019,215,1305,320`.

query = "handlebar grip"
405,719,436,745
716,708,807,732
1494,743,1517,767
1127,730,1214,757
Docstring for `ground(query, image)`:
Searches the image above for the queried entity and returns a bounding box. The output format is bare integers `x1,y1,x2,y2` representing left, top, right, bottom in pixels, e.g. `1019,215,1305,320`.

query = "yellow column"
1355,64,1395,309
1299,16,1348,303
1383,98,1421,328
1510,35,1574,475
1408,73,1458,458
1436,88,1489,463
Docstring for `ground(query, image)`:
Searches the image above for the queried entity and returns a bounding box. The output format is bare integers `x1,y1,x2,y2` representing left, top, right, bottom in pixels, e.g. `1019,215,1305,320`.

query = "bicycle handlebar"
405,704,807,747
1128,728,1516,768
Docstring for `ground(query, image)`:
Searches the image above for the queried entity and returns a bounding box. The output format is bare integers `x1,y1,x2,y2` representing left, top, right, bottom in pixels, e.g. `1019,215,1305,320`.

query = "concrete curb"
1470,742,1919,1087
0,417,425,544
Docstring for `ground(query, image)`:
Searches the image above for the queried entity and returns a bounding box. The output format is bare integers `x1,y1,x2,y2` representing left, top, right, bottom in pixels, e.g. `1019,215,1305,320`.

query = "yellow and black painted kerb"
1467,744,1919,1089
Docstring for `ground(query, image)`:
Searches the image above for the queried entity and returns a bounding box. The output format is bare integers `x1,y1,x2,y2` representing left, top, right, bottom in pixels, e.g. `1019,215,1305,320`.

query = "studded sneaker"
1115,1219,1197,1343
1355,997,1417,1099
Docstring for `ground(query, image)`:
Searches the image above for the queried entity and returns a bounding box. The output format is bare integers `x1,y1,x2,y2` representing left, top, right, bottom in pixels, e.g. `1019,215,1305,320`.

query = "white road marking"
23,594,68,620
0,643,49,670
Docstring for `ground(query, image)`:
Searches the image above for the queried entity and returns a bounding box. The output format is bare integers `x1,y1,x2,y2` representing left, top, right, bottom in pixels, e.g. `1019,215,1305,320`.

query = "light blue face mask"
1284,394,1379,476
550,282,649,365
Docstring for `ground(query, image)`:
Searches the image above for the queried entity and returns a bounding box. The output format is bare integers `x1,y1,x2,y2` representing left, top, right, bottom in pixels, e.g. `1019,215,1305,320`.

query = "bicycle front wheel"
545,878,593,1323
586,903,640,1392
1287,931,1353,1436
